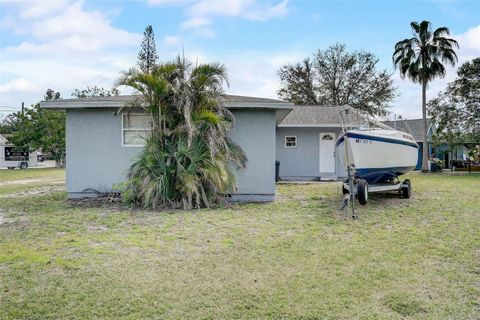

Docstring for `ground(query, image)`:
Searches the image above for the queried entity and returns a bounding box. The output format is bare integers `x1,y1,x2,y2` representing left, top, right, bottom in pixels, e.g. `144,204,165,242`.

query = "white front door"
319,133,335,173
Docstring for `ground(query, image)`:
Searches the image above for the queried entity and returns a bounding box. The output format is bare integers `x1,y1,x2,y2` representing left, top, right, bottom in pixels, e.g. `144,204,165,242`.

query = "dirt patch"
0,209,30,228
0,178,43,186
0,185,65,198
68,197,127,210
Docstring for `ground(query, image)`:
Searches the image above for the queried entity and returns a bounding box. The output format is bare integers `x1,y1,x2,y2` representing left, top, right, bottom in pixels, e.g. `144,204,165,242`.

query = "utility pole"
21,102,24,115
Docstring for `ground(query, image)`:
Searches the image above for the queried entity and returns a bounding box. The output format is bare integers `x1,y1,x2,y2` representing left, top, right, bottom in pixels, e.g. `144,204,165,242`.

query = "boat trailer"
340,164,412,219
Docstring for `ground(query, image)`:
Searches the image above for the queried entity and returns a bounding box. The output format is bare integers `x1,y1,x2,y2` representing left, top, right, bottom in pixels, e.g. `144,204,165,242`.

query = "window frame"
284,135,297,149
122,113,152,147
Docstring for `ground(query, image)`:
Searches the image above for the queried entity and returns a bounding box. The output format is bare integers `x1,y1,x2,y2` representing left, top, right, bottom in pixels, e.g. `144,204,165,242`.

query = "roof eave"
227,102,294,110
40,100,294,111
277,123,344,128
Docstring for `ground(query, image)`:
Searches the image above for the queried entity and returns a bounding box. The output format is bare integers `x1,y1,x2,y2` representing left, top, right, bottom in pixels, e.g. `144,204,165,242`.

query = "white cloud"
194,27,216,38
17,0,69,19
243,0,289,21
0,78,41,94
150,0,289,37
147,0,184,5
3,1,140,55
163,35,182,46
455,25,480,61
0,1,141,108
183,50,303,99
180,17,215,38
186,0,288,21
181,17,212,29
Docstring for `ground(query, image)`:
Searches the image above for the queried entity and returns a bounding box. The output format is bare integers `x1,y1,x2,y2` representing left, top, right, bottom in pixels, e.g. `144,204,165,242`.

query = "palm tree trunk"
421,80,429,172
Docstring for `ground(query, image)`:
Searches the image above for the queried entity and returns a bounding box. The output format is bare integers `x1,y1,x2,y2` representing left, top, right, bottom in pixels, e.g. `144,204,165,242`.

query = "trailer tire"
19,162,28,169
357,179,368,205
402,179,411,199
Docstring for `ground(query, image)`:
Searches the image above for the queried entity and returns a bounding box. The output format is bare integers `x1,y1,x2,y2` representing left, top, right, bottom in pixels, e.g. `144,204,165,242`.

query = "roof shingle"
382,119,432,142
279,105,368,126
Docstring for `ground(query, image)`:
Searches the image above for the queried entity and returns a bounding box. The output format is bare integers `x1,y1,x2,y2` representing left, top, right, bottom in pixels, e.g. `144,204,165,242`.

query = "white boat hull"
336,129,418,183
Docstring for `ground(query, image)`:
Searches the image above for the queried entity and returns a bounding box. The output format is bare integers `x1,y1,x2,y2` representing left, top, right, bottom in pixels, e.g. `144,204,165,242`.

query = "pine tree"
137,25,159,73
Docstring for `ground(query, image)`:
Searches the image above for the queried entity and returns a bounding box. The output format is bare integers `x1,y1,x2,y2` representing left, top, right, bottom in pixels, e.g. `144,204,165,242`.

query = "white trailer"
0,145,38,169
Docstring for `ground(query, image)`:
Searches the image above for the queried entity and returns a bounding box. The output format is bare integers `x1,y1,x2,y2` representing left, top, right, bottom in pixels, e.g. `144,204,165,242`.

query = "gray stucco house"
41,95,293,202
42,95,372,201
276,105,366,180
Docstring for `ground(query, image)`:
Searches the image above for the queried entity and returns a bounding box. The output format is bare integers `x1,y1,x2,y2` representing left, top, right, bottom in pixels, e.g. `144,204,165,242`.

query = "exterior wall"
275,127,342,180
66,109,142,197
66,108,277,201
229,109,277,201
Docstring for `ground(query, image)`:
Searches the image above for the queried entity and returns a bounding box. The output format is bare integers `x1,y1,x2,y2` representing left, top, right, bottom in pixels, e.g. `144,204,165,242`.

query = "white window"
285,136,297,148
122,113,151,147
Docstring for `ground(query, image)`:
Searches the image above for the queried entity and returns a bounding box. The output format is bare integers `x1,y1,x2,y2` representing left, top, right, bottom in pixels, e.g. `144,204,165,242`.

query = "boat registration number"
355,139,372,144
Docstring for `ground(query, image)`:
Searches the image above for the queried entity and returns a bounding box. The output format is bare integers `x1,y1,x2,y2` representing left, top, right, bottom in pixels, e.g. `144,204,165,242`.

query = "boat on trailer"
335,109,419,213
336,129,419,184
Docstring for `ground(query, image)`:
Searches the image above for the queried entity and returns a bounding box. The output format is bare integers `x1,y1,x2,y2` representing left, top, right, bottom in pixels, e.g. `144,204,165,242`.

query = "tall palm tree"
117,56,246,209
393,21,458,171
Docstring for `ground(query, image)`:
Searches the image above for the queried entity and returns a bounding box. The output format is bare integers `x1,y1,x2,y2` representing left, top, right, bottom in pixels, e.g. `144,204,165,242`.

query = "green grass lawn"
0,167,65,181
0,169,479,319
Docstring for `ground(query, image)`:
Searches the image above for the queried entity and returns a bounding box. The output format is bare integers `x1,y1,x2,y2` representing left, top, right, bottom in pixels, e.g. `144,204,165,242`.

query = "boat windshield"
338,107,392,133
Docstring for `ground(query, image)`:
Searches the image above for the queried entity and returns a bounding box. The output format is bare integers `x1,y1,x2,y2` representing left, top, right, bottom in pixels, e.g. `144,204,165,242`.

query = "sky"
0,0,479,120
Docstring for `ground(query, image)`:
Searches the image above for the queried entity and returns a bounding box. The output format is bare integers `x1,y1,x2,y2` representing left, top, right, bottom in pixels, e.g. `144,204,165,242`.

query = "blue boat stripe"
356,166,416,183
335,132,418,149
335,136,345,148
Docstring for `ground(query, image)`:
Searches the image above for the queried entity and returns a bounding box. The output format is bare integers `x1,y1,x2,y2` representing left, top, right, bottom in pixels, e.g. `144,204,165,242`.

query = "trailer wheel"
19,162,28,169
357,179,368,205
402,179,411,199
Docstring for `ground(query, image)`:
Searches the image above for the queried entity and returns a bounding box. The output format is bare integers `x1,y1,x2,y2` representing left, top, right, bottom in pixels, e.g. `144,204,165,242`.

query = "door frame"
319,132,336,173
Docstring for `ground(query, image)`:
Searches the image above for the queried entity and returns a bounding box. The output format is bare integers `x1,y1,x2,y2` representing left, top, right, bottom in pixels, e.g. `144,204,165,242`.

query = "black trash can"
275,160,280,182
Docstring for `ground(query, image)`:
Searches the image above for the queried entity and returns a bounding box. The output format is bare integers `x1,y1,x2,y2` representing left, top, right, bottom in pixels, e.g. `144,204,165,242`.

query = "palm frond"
433,26,450,38
118,56,246,210
393,20,458,83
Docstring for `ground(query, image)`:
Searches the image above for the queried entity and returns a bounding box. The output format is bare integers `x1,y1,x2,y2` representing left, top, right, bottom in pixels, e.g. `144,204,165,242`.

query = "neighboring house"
41,95,293,201
432,144,469,168
382,119,434,170
276,105,367,180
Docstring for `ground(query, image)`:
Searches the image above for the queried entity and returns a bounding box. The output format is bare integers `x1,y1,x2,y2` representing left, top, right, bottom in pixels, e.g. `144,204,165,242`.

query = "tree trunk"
421,81,429,172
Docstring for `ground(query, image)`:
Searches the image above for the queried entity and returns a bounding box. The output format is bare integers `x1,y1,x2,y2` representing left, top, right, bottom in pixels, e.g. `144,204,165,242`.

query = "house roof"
382,119,433,142
40,94,294,110
278,105,369,127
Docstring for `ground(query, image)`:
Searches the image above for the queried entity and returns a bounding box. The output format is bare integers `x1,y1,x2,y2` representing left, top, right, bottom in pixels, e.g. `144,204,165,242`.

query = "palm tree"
117,56,247,209
393,21,458,171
